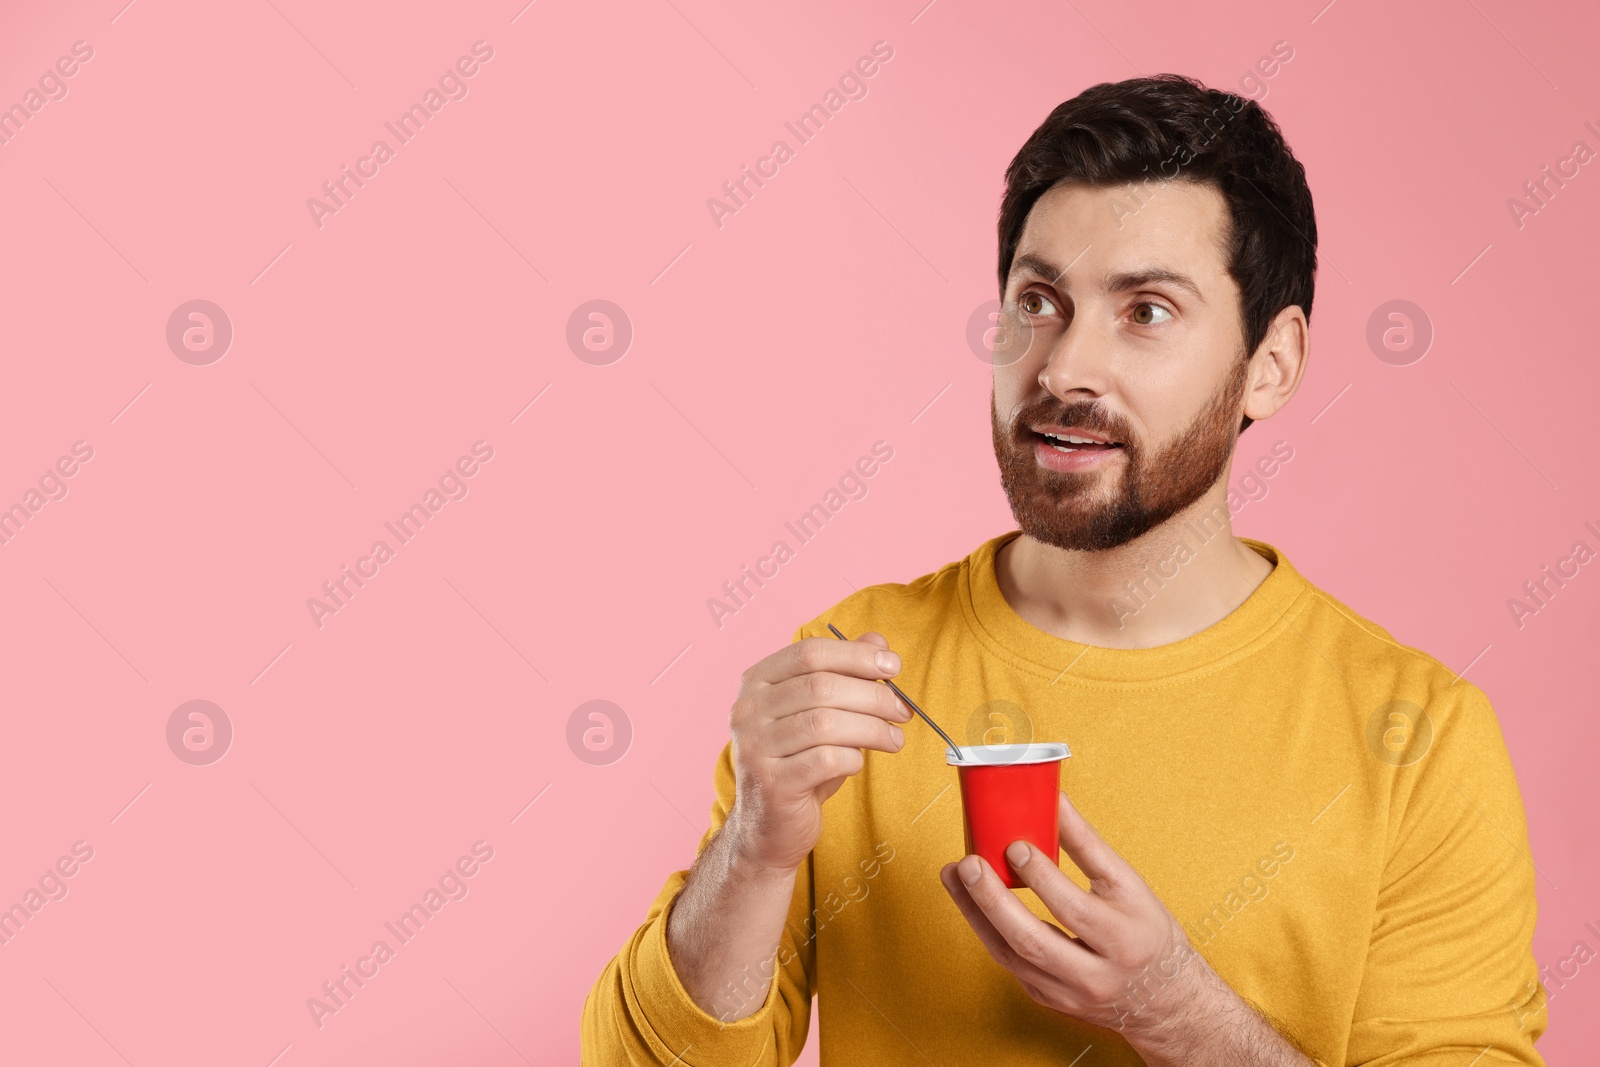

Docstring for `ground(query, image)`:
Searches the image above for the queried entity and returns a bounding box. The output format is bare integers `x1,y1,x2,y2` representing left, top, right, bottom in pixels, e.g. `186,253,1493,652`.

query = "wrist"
1116,934,1221,1061
722,808,802,887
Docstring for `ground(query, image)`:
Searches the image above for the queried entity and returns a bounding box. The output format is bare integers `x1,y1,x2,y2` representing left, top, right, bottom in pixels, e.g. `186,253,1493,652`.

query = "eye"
1131,301,1172,326
1019,291,1057,317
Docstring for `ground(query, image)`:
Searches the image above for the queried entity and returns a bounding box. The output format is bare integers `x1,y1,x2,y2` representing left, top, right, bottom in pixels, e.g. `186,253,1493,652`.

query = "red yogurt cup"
947,742,1071,889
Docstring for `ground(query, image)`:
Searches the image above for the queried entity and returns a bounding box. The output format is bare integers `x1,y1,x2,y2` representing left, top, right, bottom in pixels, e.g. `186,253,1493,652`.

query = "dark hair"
996,74,1316,433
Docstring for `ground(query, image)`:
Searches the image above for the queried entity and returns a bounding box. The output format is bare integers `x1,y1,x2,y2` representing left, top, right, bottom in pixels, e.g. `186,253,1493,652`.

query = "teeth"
1044,433,1106,445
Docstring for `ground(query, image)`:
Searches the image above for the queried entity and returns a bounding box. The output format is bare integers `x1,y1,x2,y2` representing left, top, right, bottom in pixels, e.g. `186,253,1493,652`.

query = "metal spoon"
826,622,964,761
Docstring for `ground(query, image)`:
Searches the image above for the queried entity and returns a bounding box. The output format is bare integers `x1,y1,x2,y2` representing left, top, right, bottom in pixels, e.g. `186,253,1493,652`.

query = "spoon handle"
826,623,964,762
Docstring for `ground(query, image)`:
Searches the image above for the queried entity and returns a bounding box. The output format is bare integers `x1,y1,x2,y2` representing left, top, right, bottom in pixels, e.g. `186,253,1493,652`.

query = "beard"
991,354,1249,552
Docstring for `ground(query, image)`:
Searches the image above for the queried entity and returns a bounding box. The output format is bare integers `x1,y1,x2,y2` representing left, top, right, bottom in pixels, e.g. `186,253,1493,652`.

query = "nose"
1037,313,1113,403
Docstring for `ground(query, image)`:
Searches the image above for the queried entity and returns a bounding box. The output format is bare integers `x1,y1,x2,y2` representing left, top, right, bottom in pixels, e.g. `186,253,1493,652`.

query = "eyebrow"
1009,252,1206,304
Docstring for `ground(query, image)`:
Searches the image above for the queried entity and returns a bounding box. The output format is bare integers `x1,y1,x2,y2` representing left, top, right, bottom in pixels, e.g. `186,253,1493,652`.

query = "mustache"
1013,401,1133,444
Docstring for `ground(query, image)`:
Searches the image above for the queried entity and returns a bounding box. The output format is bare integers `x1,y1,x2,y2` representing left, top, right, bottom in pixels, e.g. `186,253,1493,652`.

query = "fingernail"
958,855,982,887
876,650,901,675
1006,841,1030,869
889,724,905,747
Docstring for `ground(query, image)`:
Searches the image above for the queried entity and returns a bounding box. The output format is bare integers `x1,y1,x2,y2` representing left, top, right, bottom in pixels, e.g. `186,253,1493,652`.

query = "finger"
767,706,906,758
765,672,913,725
1057,793,1139,895
749,635,901,689
854,631,890,650
947,853,1098,976
816,776,848,803
1003,839,1119,952
775,744,865,793
939,862,1061,991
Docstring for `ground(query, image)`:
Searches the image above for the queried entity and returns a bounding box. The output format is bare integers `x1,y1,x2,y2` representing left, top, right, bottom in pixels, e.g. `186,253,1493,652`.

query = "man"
582,74,1547,1065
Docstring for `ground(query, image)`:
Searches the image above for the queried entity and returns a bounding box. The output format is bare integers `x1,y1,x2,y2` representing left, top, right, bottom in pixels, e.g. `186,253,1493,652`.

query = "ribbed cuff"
629,899,784,1064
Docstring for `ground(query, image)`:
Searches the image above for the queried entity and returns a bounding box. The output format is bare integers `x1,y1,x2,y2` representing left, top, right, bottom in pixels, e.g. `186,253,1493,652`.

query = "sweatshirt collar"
960,528,1312,685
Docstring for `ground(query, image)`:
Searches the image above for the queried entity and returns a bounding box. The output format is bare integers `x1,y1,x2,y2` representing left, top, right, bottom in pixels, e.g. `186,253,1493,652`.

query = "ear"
1241,305,1309,424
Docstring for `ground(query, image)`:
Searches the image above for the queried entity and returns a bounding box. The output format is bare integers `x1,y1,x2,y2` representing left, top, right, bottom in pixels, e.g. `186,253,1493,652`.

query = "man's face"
990,179,1250,552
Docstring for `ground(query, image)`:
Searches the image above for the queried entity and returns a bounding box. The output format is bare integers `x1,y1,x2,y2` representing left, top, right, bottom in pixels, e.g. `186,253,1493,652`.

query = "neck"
994,487,1274,650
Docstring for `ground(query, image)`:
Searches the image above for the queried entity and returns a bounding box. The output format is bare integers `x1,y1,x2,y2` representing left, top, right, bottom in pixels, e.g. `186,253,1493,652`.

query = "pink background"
0,0,1594,1063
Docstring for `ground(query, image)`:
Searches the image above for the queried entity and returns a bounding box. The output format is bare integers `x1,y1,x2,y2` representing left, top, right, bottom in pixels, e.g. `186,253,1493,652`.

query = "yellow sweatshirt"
582,531,1547,1066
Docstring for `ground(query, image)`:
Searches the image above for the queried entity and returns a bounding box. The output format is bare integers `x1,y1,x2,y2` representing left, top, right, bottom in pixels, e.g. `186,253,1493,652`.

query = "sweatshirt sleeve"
581,629,818,1066
1344,682,1548,1066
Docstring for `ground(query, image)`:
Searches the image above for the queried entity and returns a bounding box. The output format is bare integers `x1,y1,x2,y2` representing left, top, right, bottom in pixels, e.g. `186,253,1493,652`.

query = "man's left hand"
939,791,1213,1044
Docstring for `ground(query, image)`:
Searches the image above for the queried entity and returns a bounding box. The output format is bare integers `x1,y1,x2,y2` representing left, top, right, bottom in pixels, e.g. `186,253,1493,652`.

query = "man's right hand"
724,632,914,874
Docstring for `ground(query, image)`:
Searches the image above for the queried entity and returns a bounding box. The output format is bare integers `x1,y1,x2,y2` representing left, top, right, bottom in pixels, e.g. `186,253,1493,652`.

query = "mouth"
1029,426,1125,453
